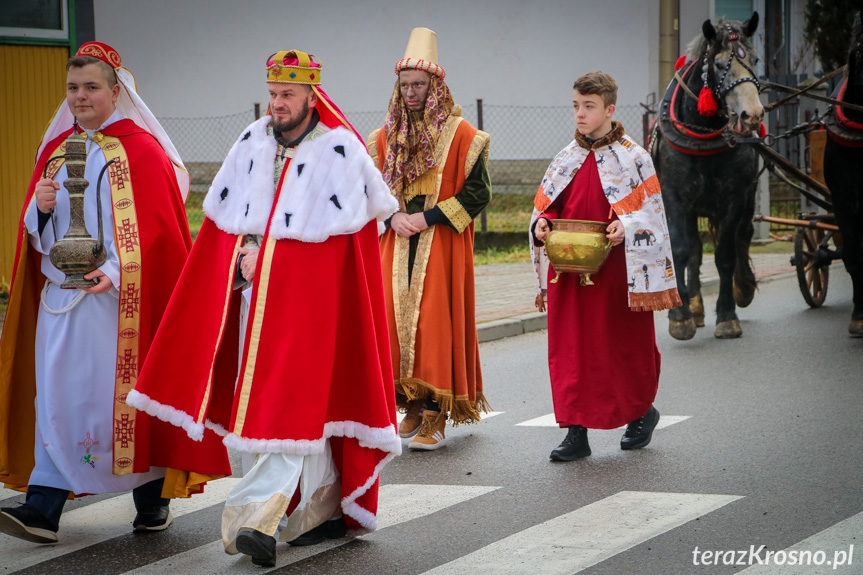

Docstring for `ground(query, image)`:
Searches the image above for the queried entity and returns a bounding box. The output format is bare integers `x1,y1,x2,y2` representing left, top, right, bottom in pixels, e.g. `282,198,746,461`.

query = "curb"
476,271,797,344
477,312,548,343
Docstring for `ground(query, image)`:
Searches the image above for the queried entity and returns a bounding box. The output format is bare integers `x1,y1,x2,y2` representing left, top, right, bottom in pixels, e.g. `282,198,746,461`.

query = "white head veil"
35,44,189,200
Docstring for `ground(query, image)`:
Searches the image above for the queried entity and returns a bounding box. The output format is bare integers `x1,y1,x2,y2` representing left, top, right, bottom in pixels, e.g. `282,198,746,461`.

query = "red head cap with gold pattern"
394,27,445,79
76,41,122,69
266,50,322,85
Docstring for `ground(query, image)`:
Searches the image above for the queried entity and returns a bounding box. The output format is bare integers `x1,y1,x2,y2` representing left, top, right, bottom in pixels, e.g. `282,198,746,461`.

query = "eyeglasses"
399,81,428,92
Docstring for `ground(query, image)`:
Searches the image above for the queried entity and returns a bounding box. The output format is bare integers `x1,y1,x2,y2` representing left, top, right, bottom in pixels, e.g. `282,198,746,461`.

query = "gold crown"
394,27,445,79
267,50,322,84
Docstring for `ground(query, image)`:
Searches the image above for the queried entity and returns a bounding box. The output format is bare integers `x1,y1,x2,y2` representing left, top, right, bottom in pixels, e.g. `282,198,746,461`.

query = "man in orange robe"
368,27,492,450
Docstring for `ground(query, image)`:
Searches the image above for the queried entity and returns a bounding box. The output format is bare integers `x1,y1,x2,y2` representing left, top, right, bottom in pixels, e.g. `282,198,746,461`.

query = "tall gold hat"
394,27,445,79
267,50,322,84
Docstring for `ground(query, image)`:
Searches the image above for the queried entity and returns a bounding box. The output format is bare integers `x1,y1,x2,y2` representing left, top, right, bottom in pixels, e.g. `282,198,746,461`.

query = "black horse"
824,10,863,337
651,13,763,339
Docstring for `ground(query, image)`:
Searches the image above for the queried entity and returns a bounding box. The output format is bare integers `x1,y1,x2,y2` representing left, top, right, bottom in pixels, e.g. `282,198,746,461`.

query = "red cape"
0,120,231,495
131,205,398,533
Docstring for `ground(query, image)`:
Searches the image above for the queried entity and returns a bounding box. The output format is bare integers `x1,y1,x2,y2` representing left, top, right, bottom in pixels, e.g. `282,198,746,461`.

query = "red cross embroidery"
108,159,130,190
77,431,100,454
45,159,64,179
116,348,138,385
114,414,135,448
116,218,139,253
120,282,140,319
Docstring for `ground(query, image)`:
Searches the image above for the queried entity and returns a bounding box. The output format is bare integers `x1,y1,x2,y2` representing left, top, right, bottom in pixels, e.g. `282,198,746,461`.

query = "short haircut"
66,55,117,88
573,71,618,107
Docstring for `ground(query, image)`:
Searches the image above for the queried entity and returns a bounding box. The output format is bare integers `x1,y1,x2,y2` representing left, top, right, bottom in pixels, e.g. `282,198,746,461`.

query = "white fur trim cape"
530,125,682,311
203,117,398,240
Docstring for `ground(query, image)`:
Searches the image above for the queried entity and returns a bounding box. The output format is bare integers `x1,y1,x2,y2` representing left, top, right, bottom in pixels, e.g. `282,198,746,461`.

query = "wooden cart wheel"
794,226,829,308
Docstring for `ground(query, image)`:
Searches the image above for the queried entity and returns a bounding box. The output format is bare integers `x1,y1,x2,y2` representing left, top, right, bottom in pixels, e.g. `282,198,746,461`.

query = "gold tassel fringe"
395,377,491,425
629,288,682,312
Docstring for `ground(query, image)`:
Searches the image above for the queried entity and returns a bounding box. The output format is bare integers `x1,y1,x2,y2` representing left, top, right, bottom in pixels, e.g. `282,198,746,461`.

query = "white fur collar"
203,117,397,241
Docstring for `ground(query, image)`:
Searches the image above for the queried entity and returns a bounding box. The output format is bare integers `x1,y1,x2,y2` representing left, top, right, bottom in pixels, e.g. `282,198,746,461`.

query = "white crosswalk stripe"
125,483,501,574
0,477,240,573
419,490,742,575
734,510,862,574
396,410,505,424
8,483,856,574
516,413,692,429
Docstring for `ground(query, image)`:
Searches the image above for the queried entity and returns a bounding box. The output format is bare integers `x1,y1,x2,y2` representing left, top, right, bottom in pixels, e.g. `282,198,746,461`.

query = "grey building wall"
93,0,661,118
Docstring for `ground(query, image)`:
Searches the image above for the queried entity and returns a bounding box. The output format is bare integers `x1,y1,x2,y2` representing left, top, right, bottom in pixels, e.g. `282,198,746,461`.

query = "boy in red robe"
0,42,229,545
531,72,681,461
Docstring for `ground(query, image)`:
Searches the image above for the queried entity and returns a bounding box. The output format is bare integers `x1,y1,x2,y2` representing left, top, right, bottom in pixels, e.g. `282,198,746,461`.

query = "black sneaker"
549,425,591,461
621,406,660,450
287,517,347,546
0,504,59,544
236,529,277,567
132,504,173,532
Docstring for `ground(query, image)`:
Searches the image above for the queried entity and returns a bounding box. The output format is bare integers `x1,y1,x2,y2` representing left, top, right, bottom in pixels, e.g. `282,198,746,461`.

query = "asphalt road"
1,271,861,575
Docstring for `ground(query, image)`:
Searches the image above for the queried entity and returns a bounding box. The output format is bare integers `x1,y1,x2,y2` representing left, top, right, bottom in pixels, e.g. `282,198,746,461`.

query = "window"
714,0,754,23
0,0,68,40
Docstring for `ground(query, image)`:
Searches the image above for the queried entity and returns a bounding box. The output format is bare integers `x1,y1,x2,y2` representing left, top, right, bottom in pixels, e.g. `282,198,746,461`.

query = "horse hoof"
715,319,742,339
849,318,863,338
669,318,697,340
690,294,705,328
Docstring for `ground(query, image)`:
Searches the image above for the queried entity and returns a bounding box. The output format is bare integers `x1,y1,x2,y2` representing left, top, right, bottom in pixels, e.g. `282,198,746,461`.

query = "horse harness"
824,78,863,148
707,26,761,102
653,24,761,156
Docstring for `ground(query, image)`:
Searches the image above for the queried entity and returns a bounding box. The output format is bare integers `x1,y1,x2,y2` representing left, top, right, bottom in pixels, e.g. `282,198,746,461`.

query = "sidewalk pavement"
475,252,796,343
0,253,796,341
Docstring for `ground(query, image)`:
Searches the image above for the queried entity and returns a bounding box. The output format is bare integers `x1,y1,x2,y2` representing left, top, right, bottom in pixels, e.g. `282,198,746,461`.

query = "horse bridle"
703,24,761,107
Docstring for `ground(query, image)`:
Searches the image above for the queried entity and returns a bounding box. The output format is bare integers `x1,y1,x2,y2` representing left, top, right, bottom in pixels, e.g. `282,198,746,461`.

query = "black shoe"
287,517,347,546
621,406,660,450
236,529,277,567
0,504,59,543
549,425,591,461
132,504,173,532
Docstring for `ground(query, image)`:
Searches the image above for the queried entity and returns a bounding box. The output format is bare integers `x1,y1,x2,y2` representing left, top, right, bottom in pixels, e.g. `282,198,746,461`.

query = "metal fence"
160,101,806,240
158,103,651,193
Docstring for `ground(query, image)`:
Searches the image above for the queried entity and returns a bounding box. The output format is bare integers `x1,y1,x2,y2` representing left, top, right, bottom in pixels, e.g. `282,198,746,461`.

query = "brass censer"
47,120,108,289
545,219,613,286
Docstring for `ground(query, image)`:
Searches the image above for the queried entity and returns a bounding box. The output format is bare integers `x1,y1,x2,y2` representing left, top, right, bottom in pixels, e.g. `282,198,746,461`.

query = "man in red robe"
532,72,681,461
0,42,230,545
127,50,400,568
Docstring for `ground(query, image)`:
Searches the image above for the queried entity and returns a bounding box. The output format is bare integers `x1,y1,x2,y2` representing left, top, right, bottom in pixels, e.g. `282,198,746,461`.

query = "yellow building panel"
0,45,69,292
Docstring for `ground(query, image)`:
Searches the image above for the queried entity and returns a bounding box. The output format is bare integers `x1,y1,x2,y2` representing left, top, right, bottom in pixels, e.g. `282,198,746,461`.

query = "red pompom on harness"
675,55,687,71
698,85,718,117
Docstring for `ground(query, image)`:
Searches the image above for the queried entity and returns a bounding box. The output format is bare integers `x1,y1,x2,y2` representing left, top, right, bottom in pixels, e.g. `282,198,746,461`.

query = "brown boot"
398,400,424,438
408,410,447,450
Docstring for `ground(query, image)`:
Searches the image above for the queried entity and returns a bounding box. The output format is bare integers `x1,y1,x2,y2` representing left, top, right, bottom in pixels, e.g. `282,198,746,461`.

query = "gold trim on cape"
464,130,490,178
198,235,243,424
233,235,277,436
100,134,142,476
366,129,380,163
393,115,463,380
311,86,356,133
